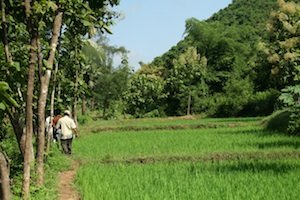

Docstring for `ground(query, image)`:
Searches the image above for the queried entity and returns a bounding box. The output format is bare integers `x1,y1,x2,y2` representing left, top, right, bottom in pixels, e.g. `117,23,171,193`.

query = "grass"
71,116,300,200
12,147,71,200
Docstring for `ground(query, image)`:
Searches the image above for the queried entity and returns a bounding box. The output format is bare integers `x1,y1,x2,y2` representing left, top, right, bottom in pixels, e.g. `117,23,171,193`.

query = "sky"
108,0,232,70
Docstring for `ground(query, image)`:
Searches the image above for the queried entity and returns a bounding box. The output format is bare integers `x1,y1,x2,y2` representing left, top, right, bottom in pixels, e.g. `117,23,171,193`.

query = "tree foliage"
124,72,166,117
0,0,121,198
262,0,300,88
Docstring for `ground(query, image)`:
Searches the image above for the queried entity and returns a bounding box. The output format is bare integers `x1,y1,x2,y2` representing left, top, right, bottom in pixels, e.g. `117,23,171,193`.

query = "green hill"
208,0,278,27
125,0,288,117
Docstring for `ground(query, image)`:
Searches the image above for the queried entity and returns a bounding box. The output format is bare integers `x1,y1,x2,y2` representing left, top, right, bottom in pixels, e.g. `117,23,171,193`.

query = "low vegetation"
73,117,300,200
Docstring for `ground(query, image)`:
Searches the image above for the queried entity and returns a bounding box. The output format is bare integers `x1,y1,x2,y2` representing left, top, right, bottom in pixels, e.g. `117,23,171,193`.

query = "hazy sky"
109,0,232,70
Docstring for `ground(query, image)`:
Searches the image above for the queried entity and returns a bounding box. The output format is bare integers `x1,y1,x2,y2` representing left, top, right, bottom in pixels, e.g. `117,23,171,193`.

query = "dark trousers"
60,138,73,155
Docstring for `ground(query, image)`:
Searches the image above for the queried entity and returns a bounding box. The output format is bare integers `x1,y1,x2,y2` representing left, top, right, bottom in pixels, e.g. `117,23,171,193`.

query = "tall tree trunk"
48,74,56,153
22,1,37,199
82,95,87,115
0,151,10,200
73,98,78,126
36,35,47,186
73,69,79,126
187,89,191,115
73,43,79,126
22,33,37,200
48,23,63,153
36,11,63,186
57,82,61,102
1,0,12,64
47,84,55,153
8,111,26,156
91,97,95,111
103,98,107,118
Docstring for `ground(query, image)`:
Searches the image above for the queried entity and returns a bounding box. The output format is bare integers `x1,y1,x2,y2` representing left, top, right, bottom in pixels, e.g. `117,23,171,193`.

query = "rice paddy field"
73,117,300,200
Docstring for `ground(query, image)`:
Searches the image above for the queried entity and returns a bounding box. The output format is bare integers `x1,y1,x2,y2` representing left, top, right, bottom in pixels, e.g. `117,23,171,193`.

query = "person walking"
56,110,79,155
52,109,62,142
45,115,53,139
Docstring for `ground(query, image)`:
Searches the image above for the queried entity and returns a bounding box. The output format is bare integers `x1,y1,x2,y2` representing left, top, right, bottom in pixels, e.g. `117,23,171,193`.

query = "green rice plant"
73,117,300,200
80,116,261,133
74,126,300,161
76,159,300,200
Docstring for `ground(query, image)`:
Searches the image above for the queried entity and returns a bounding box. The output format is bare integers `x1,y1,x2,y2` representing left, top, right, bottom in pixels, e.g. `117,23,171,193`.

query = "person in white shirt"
45,115,53,140
56,110,79,154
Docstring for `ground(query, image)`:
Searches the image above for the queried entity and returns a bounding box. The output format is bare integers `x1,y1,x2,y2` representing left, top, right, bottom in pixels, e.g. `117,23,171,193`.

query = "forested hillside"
124,0,295,117
208,0,278,27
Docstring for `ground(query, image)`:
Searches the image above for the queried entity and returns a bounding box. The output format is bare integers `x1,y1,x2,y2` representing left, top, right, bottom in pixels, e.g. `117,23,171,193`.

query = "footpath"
58,160,80,200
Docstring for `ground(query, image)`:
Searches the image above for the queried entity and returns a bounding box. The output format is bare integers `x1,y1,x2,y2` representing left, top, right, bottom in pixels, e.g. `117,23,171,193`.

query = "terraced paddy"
73,117,300,200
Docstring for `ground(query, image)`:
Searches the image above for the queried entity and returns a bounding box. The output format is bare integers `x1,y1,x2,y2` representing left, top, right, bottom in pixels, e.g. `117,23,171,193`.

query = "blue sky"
109,0,232,70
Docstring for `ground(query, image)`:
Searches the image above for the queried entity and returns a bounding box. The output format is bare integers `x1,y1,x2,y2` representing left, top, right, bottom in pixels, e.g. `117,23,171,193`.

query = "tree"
85,40,131,118
262,0,300,89
0,150,10,200
124,72,166,117
0,81,18,200
263,0,300,134
170,47,207,115
0,0,29,159
278,85,300,134
0,0,120,198
93,65,130,118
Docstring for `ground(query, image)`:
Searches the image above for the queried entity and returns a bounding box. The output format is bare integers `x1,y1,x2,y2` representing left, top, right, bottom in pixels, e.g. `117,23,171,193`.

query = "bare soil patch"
58,160,80,200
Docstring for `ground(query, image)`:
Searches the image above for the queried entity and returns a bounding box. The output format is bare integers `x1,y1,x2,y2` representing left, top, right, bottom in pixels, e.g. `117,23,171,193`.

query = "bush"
278,85,300,134
208,94,249,117
240,89,280,117
206,77,253,117
288,104,300,134
204,89,280,118
143,109,165,118
77,114,93,125
261,109,290,132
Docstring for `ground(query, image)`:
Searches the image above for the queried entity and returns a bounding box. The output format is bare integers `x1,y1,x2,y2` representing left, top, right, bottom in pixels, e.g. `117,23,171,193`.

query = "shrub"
207,77,253,117
77,114,93,125
261,109,290,132
143,109,161,118
278,85,300,134
208,94,249,117
288,104,300,134
240,89,280,117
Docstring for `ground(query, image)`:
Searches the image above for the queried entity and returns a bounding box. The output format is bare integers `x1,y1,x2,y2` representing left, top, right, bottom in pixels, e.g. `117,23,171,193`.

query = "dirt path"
58,160,80,200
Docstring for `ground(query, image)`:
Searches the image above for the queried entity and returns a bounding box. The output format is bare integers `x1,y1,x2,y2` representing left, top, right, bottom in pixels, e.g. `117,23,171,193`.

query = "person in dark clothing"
52,109,62,142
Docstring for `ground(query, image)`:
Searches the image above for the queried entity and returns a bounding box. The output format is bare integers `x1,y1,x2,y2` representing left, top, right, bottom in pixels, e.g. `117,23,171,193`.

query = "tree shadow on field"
213,161,300,174
258,130,296,137
255,141,300,149
215,128,264,135
228,125,297,137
